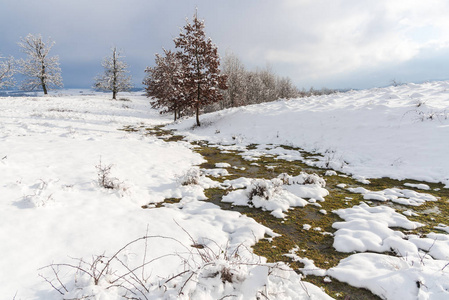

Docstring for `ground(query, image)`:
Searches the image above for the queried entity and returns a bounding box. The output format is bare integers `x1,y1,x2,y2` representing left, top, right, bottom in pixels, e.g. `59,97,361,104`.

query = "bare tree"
17,34,63,94
143,49,185,120
221,52,247,108
0,54,15,89
94,47,133,100
219,54,299,108
276,76,298,99
244,71,265,105
174,11,227,126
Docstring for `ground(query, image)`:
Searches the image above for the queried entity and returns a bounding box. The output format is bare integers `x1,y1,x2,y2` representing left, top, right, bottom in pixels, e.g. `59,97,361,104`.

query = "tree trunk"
195,103,200,126
112,90,116,100
42,82,48,95
41,63,47,94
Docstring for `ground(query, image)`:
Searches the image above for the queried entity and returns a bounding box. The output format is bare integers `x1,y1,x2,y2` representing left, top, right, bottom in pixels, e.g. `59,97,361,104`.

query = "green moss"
306,275,382,300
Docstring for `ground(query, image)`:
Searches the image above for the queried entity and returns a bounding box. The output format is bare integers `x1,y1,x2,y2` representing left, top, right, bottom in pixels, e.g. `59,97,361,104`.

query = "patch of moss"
141,198,182,209
118,125,139,132
127,123,447,300
306,275,382,300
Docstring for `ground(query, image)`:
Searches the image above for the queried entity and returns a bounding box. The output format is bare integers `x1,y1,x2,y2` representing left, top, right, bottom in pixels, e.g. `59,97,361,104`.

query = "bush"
95,158,120,189
38,229,287,299
277,172,326,187
179,168,201,186
246,178,282,201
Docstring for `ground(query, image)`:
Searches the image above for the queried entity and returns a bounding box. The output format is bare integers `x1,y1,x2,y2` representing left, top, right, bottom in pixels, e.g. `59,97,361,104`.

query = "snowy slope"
172,81,449,187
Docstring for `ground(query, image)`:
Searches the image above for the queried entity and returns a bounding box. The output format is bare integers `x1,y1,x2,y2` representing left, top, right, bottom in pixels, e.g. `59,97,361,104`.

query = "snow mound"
332,203,424,253
328,253,449,300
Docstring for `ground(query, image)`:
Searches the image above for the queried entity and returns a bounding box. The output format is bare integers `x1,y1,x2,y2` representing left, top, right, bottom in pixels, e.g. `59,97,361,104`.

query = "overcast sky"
1,0,449,90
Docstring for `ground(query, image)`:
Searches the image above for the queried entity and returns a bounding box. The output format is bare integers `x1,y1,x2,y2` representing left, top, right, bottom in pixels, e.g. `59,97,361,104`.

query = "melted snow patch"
435,224,449,234
404,182,431,190
203,168,229,178
222,173,328,218
347,187,437,206
332,203,424,253
285,247,327,277
215,162,231,168
328,252,449,300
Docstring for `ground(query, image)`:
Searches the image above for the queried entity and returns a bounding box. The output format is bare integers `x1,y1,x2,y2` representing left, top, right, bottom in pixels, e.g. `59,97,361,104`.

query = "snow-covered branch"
94,47,133,100
17,34,63,94
0,55,15,89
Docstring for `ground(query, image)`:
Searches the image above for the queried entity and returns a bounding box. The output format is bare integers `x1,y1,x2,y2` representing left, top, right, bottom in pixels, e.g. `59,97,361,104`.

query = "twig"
38,273,64,295
164,270,190,285
442,262,449,271
51,264,69,292
142,225,149,281
178,270,196,296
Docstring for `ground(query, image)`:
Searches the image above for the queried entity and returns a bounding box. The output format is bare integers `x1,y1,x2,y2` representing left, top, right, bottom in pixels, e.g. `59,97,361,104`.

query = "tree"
143,49,185,120
18,34,63,94
244,70,265,105
221,52,246,108
174,12,227,126
276,76,298,99
0,55,15,89
94,47,132,100
258,66,278,103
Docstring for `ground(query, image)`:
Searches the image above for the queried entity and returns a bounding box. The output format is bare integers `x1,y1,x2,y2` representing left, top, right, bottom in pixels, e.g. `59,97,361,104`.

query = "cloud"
1,0,448,89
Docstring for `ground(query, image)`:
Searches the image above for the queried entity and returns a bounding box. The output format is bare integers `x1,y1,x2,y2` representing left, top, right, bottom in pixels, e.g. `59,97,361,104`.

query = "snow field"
2,80,449,299
0,91,331,299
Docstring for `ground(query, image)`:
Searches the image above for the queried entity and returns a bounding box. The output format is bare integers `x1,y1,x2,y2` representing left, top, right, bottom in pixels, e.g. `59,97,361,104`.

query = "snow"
0,91,330,299
347,186,438,206
285,247,327,277
332,203,423,253
215,162,231,168
404,182,431,190
168,81,449,299
221,173,328,218
2,80,449,299
330,203,449,299
171,81,449,187
435,224,449,234
328,253,449,300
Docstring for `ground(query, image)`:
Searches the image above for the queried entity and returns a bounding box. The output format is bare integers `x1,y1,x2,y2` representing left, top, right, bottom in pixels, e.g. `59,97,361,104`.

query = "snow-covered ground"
0,91,330,299
171,81,449,187
169,81,449,299
1,81,449,299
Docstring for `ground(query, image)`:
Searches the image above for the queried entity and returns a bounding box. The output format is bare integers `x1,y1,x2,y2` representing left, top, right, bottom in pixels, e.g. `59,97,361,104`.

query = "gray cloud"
1,0,448,89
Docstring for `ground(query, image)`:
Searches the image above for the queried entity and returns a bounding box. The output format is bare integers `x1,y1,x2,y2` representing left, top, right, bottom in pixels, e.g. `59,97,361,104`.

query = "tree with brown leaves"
143,49,185,121
174,12,227,126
